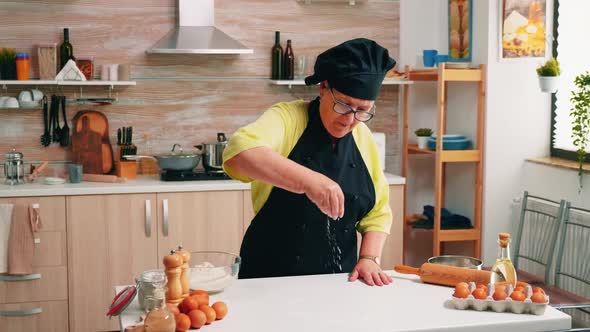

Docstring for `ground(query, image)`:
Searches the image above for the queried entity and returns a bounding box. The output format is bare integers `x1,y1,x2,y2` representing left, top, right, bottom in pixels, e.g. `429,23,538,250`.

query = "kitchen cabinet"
157,191,244,262
67,194,158,332
380,184,404,269
0,300,68,332
0,196,68,332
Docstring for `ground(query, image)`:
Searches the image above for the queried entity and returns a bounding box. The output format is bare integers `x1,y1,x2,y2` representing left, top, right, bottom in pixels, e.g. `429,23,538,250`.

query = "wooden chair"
513,191,566,285
553,204,590,330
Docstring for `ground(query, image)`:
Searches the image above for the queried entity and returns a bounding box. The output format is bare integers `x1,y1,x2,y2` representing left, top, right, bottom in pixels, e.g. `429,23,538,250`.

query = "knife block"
116,161,137,179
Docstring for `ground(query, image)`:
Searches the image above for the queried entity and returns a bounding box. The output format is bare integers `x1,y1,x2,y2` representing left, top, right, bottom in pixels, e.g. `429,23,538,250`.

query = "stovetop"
160,169,231,181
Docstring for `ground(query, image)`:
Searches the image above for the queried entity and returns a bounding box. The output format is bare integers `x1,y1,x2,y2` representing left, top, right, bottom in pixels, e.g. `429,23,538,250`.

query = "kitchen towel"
0,204,14,273
7,204,40,275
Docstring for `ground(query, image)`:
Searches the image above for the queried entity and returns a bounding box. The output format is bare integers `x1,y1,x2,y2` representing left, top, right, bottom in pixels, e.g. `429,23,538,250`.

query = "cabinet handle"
0,307,43,316
163,199,169,236
0,273,41,281
145,200,152,237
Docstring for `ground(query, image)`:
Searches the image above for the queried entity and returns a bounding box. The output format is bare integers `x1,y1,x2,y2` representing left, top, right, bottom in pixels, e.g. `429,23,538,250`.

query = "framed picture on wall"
448,0,473,62
499,0,547,60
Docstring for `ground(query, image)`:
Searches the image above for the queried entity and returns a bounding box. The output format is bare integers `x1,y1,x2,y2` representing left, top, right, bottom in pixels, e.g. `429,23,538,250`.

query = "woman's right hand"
302,172,344,220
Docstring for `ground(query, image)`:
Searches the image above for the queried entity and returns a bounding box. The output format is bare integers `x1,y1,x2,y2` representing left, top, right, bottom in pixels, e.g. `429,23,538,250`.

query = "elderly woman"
222,38,396,286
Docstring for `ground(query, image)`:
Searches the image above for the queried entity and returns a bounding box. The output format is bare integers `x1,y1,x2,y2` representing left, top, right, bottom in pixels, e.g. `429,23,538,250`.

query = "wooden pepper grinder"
163,250,183,305
176,245,191,299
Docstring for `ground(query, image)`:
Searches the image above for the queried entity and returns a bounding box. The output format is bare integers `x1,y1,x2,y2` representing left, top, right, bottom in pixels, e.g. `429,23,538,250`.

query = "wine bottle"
271,31,283,80
59,28,75,70
283,40,294,80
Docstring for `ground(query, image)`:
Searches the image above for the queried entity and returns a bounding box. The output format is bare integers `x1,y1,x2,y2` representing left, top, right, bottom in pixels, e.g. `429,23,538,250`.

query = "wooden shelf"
270,78,413,88
407,68,483,82
407,144,481,162
439,229,480,242
0,80,136,86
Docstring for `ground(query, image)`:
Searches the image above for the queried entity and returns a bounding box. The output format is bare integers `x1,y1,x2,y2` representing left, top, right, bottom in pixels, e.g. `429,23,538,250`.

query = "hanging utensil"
60,96,70,147
51,95,61,143
40,96,50,147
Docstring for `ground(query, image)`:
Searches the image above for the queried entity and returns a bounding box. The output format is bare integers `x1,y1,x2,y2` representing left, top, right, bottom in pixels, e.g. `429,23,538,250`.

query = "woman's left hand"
348,259,393,286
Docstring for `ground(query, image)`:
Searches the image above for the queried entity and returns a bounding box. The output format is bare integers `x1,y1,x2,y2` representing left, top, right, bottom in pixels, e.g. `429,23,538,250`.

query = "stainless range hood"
147,0,253,54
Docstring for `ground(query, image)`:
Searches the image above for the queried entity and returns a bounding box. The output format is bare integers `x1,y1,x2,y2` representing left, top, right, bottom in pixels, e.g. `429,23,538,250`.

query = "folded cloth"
0,204,14,273
412,205,473,229
7,204,38,275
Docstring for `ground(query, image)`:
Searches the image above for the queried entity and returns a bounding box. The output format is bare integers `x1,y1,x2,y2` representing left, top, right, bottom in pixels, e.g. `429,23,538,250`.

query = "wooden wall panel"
0,0,401,174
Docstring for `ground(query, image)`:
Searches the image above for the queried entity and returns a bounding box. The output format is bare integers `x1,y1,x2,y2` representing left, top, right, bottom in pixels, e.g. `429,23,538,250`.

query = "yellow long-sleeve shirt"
222,100,392,234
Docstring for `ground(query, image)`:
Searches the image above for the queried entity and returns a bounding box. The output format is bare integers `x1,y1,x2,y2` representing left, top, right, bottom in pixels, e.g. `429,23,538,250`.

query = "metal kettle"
4,148,26,185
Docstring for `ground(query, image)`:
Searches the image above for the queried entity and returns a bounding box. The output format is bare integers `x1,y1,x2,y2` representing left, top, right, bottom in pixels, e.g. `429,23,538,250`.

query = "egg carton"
450,282,550,315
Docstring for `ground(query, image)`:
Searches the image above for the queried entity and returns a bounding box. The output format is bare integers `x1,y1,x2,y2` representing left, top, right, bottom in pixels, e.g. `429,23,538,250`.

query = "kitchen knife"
129,127,133,145
117,128,122,145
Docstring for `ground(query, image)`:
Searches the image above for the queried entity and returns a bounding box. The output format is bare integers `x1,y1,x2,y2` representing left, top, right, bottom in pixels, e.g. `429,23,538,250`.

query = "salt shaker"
176,245,191,298
163,250,183,304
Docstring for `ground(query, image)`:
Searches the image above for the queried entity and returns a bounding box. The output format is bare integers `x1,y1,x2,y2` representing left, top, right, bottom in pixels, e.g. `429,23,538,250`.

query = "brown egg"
510,290,526,302
533,287,546,295
516,281,530,289
188,310,207,329
453,286,470,298
514,286,525,293
212,301,228,320
199,305,217,324
531,292,547,303
472,288,488,300
493,290,508,301
456,282,469,289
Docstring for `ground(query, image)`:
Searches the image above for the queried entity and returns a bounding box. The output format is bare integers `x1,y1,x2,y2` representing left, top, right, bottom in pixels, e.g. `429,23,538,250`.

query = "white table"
117,271,571,332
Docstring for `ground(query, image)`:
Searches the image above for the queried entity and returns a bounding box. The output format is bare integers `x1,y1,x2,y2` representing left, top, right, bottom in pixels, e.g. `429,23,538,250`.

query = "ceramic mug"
423,50,438,67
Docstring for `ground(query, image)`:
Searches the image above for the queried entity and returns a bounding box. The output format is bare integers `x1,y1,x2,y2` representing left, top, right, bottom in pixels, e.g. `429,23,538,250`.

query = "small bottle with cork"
490,232,517,287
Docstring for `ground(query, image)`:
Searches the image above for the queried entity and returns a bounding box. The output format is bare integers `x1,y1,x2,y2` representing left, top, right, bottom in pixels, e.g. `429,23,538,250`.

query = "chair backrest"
555,203,590,300
513,191,566,284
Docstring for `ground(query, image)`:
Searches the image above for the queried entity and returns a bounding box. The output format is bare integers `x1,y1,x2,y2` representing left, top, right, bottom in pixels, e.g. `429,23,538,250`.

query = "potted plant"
415,128,433,149
570,71,590,191
0,48,17,80
536,57,560,93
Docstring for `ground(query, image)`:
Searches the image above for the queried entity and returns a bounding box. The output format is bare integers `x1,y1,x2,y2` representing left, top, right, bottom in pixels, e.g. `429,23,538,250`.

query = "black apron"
238,98,376,279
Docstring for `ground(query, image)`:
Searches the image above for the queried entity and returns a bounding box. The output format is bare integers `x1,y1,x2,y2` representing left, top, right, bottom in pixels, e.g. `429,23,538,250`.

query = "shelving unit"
0,80,136,88
270,77,413,88
401,63,486,258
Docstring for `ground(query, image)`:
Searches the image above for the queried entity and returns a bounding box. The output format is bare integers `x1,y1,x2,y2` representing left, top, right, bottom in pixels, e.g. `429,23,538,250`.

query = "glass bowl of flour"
189,251,241,293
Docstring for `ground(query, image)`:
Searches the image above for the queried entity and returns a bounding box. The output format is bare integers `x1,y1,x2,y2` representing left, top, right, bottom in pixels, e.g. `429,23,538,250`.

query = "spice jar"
137,270,167,312
16,52,30,80
144,306,176,332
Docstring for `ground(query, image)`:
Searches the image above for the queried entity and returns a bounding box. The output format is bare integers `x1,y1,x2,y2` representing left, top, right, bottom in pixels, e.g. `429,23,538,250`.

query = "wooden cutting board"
71,110,114,174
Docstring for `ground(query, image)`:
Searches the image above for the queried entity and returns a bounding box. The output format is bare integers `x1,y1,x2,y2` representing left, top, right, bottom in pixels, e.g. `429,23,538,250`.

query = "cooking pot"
124,144,201,171
195,133,228,173
427,255,482,270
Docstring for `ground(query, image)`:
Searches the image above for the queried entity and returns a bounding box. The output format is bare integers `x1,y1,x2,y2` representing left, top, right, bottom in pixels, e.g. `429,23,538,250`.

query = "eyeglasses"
329,88,375,122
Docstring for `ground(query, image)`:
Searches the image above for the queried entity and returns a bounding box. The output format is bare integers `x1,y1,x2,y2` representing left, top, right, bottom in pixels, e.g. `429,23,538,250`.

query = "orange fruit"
533,287,546,295
188,309,207,329
166,303,180,315
181,296,201,313
198,305,216,324
472,288,488,300
510,290,526,302
175,313,191,332
211,301,228,320
453,286,470,299
193,294,209,306
190,290,209,299
493,290,508,301
531,292,546,303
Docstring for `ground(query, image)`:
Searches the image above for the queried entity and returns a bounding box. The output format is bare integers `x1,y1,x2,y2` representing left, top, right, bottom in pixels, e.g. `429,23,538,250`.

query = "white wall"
400,0,587,266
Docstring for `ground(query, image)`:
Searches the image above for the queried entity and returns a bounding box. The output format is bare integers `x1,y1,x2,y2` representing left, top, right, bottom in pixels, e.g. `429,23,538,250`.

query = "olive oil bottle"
271,31,283,80
490,233,517,287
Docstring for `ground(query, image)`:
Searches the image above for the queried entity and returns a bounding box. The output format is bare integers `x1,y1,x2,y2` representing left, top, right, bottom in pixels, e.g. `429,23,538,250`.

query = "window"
550,0,590,162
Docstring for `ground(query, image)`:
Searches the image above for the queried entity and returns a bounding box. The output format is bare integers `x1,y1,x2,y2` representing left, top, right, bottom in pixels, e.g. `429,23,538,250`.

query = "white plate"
44,177,66,185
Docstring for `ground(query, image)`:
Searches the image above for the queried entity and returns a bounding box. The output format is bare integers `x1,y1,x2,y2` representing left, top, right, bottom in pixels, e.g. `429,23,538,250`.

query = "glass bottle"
59,28,75,70
271,31,283,80
283,40,294,80
490,233,517,287
144,306,176,332
137,270,167,312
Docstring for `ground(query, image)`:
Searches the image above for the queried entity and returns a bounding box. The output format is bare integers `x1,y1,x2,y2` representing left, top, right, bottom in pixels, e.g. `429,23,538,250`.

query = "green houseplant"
415,128,433,149
537,57,560,93
570,71,590,190
0,48,17,80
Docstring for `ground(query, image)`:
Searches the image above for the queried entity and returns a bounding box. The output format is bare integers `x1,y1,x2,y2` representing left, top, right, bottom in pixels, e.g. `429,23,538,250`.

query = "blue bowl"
427,135,471,150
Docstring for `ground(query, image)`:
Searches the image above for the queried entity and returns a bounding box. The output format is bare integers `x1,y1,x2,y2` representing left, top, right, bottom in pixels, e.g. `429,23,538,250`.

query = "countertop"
116,271,571,332
0,173,405,197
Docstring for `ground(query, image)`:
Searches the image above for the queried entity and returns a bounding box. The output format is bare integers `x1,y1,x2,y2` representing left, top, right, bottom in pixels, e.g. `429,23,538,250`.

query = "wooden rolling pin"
394,263,492,287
